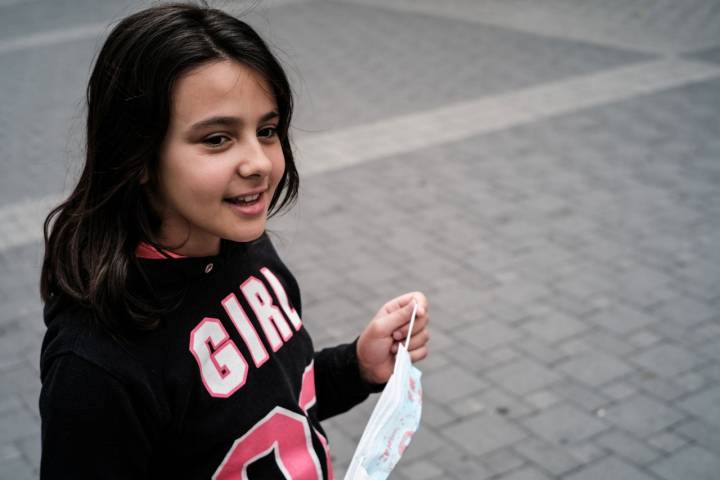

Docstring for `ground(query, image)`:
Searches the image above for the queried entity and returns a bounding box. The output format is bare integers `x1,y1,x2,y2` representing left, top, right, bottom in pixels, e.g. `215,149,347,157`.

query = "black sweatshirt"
39,233,380,479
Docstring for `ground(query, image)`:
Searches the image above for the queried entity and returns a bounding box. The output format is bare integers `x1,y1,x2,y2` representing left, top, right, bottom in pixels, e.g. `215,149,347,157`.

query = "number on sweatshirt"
212,363,334,479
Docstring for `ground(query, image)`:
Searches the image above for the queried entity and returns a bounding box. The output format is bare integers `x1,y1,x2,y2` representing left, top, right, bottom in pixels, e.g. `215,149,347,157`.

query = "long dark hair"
40,3,299,334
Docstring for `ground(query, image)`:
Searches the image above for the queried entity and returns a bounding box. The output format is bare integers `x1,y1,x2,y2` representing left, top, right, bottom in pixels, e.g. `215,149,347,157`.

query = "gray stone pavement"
1,0,719,478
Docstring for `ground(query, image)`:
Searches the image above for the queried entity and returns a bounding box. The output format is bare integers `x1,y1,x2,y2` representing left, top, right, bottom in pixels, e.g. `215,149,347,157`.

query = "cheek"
158,147,227,207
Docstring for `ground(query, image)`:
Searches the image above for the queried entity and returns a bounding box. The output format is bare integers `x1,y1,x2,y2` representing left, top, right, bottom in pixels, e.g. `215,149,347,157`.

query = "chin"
226,225,266,243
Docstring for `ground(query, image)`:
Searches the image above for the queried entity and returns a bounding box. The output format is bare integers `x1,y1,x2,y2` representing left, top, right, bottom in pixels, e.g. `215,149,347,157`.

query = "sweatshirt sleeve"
39,353,154,479
313,338,386,421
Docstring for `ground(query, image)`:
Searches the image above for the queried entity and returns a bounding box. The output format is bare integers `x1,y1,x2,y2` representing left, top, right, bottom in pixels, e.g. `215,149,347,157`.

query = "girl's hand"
356,292,430,385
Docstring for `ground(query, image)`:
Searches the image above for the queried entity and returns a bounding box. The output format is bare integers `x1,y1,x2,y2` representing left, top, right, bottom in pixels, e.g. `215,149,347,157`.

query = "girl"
38,3,429,479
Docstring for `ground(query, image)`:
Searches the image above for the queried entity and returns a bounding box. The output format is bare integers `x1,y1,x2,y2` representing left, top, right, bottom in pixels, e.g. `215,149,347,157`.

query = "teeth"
232,193,260,203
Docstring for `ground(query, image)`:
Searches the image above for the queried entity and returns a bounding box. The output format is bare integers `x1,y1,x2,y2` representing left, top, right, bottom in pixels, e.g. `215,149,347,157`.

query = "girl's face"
152,60,285,256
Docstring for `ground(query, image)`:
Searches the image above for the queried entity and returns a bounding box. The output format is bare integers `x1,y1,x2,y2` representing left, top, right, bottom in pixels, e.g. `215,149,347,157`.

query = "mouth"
224,192,261,205
223,190,267,216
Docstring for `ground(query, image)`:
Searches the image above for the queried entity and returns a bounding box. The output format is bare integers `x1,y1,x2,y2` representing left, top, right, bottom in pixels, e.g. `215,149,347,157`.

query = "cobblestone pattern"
294,58,720,176
0,0,153,42
7,58,720,251
271,76,720,479
340,0,720,55
1,0,720,478
0,0,649,206
252,1,651,134
0,35,94,205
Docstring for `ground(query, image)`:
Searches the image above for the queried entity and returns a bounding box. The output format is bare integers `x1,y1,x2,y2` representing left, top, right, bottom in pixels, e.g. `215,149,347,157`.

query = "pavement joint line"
0,0,314,55
0,0,39,8
2,57,719,253
295,58,720,176
0,22,112,55
338,0,711,55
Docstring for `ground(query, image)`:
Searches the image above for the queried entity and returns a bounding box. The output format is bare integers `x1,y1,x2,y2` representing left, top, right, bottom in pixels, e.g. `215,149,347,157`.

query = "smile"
224,192,265,216
225,193,260,204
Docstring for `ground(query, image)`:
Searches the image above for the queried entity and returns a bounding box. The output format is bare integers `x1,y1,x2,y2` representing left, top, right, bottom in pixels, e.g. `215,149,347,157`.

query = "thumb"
377,300,415,335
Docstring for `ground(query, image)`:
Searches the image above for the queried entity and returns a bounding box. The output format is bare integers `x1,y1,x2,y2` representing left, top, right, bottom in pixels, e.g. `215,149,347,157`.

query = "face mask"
345,302,423,480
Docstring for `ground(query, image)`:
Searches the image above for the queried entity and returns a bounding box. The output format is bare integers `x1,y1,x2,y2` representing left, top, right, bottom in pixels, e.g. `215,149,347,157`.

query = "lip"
227,187,268,198
224,190,267,217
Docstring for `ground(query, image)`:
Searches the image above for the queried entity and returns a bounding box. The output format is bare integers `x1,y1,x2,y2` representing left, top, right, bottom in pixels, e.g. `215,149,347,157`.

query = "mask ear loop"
404,301,418,350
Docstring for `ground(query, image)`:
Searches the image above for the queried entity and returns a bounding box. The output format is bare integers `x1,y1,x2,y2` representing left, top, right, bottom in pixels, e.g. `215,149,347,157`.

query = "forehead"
169,60,277,125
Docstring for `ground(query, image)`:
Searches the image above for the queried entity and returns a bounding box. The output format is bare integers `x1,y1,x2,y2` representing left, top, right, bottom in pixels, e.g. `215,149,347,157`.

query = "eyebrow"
188,111,279,131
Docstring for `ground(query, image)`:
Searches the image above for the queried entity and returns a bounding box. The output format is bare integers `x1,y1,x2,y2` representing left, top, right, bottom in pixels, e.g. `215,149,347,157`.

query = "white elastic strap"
404,301,418,350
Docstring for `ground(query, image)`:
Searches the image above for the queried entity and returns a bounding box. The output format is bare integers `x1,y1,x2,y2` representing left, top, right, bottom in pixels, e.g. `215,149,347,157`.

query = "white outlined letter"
221,293,270,368
189,318,248,398
261,267,302,331
241,276,293,351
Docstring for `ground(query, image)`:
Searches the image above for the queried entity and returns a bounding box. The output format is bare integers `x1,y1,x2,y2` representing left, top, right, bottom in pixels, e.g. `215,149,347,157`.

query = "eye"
203,134,231,148
258,126,278,140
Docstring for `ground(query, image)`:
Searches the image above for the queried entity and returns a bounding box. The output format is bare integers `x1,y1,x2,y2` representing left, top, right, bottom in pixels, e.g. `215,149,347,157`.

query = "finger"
378,293,412,316
409,345,428,363
392,313,429,340
379,300,417,335
406,328,429,351
391,328,429,353
412,292,428,316
382,291,427,316
394,327,429,349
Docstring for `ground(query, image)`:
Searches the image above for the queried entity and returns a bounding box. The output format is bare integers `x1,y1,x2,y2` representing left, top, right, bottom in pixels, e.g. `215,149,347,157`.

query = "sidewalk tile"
604,394,685,437
442,413,527,456
521,404,608,445
565,456,656,480
651,446,720,480
678,385,720,428
486,359,561,396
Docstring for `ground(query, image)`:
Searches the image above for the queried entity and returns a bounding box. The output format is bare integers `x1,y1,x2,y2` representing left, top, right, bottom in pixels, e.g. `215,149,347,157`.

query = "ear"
140,168,149,185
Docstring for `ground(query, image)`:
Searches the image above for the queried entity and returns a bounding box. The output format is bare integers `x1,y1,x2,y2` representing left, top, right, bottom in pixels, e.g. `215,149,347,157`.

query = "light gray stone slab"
486,359,562,396
631,343,704,378
589,304,658,334
656,296,717,327
479,448,525,477
565,456,657,480
558,350,633,386
647,431,687,453
524,390,560,410
651,446,720,480
519,309,587,343
422,365,487,404
513,437,580,476
678,385,720,428
442,414,527,456
602,382,637,401
0,409,39,445
605,394,685,437
497,466,551,480
0,456,35,480
397,459,443,480
521,404,608,445
674,420,720,455
455,320,523,352
595,430,661,465
553,382,608,412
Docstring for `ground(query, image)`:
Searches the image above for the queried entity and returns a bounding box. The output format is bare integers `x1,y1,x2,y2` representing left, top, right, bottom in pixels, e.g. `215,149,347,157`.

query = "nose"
236,138,273,179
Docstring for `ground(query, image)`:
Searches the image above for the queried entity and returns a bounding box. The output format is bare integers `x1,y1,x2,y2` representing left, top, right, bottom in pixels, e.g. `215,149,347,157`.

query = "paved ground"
1,0,719,478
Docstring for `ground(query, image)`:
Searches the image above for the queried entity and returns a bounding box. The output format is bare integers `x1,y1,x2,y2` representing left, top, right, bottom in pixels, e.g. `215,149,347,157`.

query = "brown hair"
40,3,299,334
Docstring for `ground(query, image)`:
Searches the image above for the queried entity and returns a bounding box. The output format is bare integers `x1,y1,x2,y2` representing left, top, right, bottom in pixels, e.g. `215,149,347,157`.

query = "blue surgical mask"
345,303,423,480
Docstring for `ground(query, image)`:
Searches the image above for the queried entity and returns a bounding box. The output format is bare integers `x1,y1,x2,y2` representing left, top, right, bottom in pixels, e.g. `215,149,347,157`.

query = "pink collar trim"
135,242,186,259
